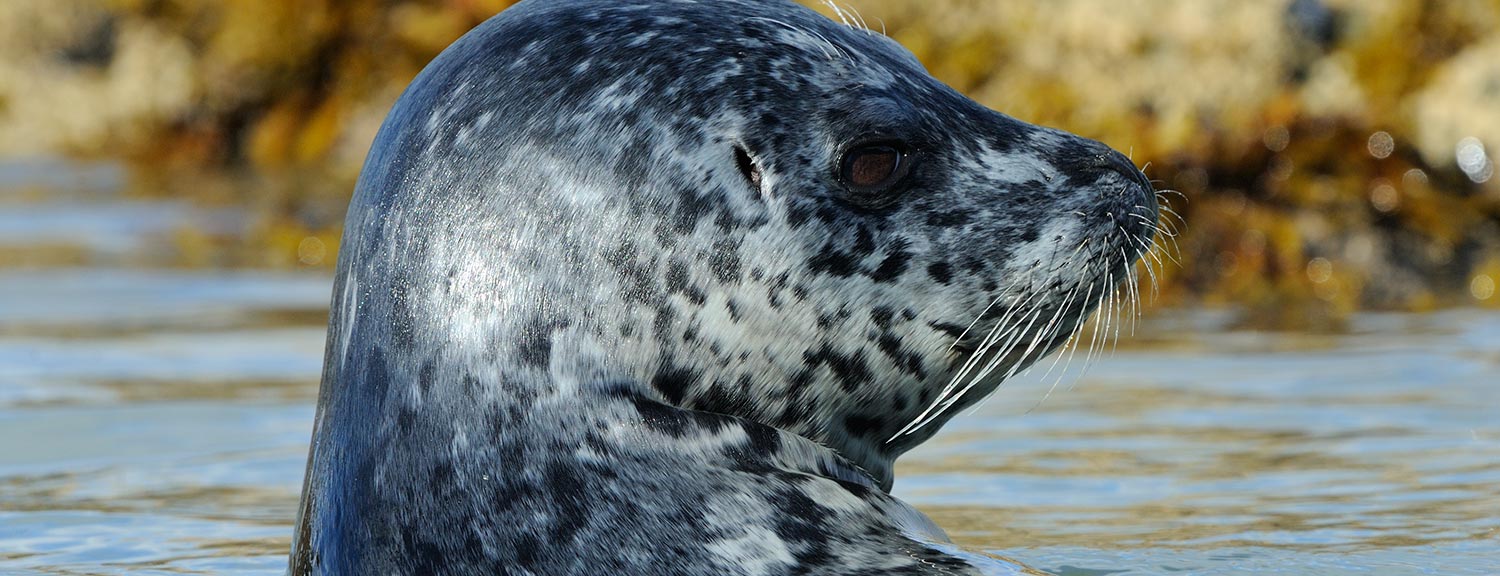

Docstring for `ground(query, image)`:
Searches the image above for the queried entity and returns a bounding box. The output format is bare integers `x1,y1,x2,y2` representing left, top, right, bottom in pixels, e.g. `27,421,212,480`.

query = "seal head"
292,0,1158,574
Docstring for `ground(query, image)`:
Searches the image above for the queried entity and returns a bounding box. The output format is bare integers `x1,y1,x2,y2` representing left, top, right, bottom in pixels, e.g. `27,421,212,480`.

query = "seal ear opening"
734,144,764,194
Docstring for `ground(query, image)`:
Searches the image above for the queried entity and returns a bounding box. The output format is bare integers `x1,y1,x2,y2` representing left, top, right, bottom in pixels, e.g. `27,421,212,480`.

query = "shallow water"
0,162,1496,575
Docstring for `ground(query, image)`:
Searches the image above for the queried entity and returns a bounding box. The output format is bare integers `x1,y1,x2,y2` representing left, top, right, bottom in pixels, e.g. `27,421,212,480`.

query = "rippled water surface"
1,162,1497,575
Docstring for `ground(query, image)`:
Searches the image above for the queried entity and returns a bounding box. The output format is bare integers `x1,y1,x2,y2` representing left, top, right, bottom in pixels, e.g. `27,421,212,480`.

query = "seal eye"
840,144,909,192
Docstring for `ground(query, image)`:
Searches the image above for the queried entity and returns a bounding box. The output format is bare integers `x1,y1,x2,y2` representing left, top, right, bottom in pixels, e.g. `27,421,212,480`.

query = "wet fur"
290,0,1158,574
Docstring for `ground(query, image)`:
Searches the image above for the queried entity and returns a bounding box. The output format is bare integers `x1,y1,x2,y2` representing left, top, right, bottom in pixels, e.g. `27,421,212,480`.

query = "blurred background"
0,1,1496,575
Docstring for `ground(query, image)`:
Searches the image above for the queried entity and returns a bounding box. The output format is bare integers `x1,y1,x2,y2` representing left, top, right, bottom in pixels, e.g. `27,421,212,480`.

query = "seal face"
291,0,1158,574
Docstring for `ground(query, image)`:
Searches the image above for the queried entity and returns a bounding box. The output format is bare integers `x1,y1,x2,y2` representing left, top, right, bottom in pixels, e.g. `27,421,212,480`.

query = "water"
0,161,1496,575
900,313,1500,574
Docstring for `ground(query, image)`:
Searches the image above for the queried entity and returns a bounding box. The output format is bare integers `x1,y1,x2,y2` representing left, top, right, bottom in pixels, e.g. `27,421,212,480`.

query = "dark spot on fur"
853,227,876,255
396,405,417,435
513,533,539,569
1019,224,1041,243
792,284,810,301
962,256,987,273
671,185,714,235
653,303,676,339
432,461,455,488
870,239,911,282
710,239,743,283
652,363,699,404
633,395,689,437
544,461,588,543
926,210,970,227
518,315,568,368
665,259,707,305
744,422,780,456
808,242,859,277
927,261,953,284
844,414,882,437
802,345,873,393
877,333,927,379
389,281,416,348
773,485,835,565
928,321,968,341
402,531,444,573
418,359,437,397
767,271,791,308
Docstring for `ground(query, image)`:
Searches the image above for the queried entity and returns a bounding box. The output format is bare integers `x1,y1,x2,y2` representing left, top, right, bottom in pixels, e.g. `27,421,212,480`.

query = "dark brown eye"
840,144,908,191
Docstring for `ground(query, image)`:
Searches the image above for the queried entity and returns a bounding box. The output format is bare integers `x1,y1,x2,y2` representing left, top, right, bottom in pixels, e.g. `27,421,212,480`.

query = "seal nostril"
1101,150,1153,194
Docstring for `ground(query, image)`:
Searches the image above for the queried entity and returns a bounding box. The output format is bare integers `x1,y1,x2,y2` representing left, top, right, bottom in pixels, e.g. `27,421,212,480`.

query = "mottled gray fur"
290,0,1158,574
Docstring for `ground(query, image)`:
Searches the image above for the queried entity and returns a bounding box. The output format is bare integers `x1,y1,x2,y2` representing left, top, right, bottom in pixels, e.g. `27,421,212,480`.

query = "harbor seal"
290,0,1159,574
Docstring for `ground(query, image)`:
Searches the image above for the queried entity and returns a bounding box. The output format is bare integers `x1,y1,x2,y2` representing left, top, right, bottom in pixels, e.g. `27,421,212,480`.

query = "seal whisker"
895,276,1037,439
845,4,873,34
944,256,1048,353
747,17,846,61
901,269,1053,437
1026,302,1092,414
1129,212,1166,232
942,256,1084,419
1158,204,1189,234
942,296,1026,400
1102,268,1119,355
1154,237,1184,267
1027,277,1092,388
1146,236,1176,273
1121,242,1146,336
1137,242,1164,302
1131,251,1145,332
1159,203,1186,224
820,0,854,28
1110,275,1126,356
1147,221,1178,240
1086,263,1113,369
1160,213,1186,240
1146,209,1186,265
1077,298,1107,381
971,292,1083,419
946,294,1003,353
1156,188,1190,203
958,302,1048,403
902,252,1077,439
821,1,873,34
